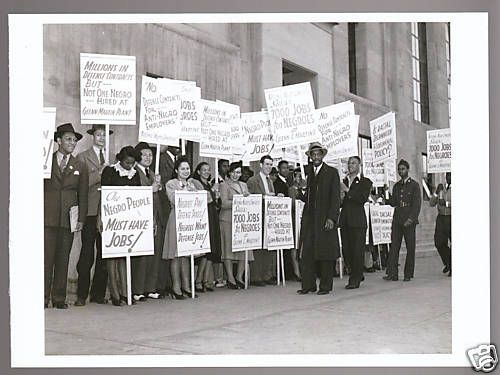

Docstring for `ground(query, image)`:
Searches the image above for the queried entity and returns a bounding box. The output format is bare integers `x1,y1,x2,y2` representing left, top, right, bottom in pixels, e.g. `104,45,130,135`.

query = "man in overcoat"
297,142,341,295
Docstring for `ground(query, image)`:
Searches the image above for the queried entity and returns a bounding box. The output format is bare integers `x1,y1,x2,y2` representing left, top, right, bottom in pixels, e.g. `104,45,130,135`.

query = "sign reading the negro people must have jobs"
264,82,321,148
370,112,397,164
427,128,451,173
231,194,263,252
101,186,154,259
174,190,211,257
80,53,136,125
263,196,294,250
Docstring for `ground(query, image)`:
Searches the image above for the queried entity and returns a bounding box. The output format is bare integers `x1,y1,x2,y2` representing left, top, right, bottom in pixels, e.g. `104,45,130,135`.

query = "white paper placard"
199,99,233,157
263,196,294,250
42,107,56,179
427,128,451,173
231,194,263,252
369,111,397,164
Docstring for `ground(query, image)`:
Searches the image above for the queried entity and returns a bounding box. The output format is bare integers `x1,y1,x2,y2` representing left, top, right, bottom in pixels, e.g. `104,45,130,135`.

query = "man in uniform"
430,172,451,276
383,159,422,282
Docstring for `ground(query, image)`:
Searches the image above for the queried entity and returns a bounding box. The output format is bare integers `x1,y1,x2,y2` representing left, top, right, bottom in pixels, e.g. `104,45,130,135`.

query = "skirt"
220,220,254,262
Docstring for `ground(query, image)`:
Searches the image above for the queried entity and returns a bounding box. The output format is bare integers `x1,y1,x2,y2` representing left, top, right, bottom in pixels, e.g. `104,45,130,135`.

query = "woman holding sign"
100,146,141,307
219,162,254,289
162,157,199,300
192,162,222,292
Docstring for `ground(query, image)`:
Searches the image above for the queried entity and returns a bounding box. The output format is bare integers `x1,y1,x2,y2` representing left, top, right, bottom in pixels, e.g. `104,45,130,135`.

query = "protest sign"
384,158,398,182
240,111,275,163
362,148,385,187
231,194,263,252
427,128,451,173
263,196,294,250
264,82,320,148
295,200,305,249
138,76,182,146
174,190,211,257
179,86,202,142
370,204,394,245
101,186,154,259
370,112,397,164
199,99,233,158
330,158,349,179
42,107,56,179
80,53,136,125
216,100,244,161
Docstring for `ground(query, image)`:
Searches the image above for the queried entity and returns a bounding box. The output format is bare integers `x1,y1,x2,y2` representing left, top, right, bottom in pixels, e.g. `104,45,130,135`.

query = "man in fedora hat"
74,124,112,306
297,142,341,295
44,123,89,309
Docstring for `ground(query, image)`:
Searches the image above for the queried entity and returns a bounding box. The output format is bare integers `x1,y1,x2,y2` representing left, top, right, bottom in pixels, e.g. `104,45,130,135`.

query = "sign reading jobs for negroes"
370,204,394,246
264,82,321,148
101,186,154,259
174,190,211,257
80,53,136,125
231,194,263,252
199,99,233,158
427,128,451,173
263,196,294,250
42,107,56,179
138,76,182,146
369,112,397,164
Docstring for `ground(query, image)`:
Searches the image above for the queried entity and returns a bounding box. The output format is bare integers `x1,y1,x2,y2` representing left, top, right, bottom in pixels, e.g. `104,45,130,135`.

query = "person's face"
398,164,409,179
219,161,230,177
139,149,153,168
293,171,302,184
198,164,211,180
348,157,360,174
260,158,273,176
57,132,78,155
310,149,324,167
270,171,278,182
279,163,289,178
168,146,181,156
446,172,451,185
229,167,242,181
176,161,191,179
120,155,136,171
93,129,106,148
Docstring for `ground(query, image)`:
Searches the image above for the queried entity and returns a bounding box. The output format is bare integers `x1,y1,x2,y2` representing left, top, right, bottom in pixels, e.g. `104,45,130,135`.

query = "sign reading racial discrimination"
263,196,294,250
80,53,136,125
427,128,451,173
42,107,56,179
295,200,305,249
101,186,154,258
199,99,232,158
315,101,359,163
231,194,263,252
362,148,385,187
241,111,275,163
264,82,321,148
370,204,394,245
370,112,397,164
174,190,211,257
138,76,182,146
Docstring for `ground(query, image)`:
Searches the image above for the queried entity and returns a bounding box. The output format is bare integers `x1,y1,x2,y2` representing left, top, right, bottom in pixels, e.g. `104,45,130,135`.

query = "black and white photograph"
8,12,490,368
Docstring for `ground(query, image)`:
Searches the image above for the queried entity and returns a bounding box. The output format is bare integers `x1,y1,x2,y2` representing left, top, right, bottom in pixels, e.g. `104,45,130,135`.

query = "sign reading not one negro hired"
370,112,397,164
80,53,136,125
427,128,451,173
263,196,294,250
264,82,321,148
199,99,232,157
231,194,263,252
216,100,244,161
370,204,394,245
174,190,211,257
139,76,182,146
42,107,56,179
101,186,154,259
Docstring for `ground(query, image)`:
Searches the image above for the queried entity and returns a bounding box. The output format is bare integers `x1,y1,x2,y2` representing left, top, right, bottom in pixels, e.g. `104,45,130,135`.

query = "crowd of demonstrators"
44,124,449,309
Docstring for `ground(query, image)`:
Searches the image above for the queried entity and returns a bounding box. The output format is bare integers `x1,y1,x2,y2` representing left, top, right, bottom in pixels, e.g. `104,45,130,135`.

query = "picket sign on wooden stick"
214,157,219,182
297,145,306,180
276,251,280,285
155,144,161,175
105,124,110,163
280,249,286,287
244,250,249,289
126,255,132,306
422,178,432,199
181,139,186,156
377,244,382,272
338,227,344,280
191,255,195,299
385,172,390,201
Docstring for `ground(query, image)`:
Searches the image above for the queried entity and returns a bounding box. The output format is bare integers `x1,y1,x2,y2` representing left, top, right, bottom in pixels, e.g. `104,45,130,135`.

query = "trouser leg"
435,215,451,268
403,224,417,278
44,227,58,305
107,259,120,301
77,216,97,300
52,228,74,304
132,256,147,295
300,245,317,290
318,260,335,292
387,223,404,278
145,228,163,293
90,230,107,300
250,249,266,282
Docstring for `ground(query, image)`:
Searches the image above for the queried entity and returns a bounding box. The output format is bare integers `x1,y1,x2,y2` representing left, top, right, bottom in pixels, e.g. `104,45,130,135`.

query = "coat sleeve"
77,162,89,223
77,152,101,188
327,168,341,224
429,194,438,207
191,179,213,203
409,181,422,223
219,182,233,209
387,184,397,207
346,178,373,205
247,177,259,194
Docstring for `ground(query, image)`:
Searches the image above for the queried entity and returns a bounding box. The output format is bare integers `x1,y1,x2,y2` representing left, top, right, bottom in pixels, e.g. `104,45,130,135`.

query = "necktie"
99,149,105,165
145,168,150,179
60,154,68,172
266,176,272,193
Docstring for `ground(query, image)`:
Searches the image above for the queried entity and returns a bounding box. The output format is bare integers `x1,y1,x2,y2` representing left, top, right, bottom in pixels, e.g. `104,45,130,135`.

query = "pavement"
45,254,451,355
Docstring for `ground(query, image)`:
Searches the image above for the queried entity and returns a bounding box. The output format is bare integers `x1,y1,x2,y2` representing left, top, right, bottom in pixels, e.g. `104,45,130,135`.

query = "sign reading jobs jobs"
174,190,211,257
232,194,263,251
427,128,451,173
101,186,154,258
263,196,294,250
80,53,136,125
370,112,397,164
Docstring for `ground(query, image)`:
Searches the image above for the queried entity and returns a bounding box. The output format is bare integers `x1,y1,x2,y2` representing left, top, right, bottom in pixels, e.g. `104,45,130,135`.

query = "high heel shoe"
111,298,122,307
227,281,239,290
182,289,198,298
235,279,245,289
203,282,214,292
120,295,136,305
169,291,186,300
195,283,205,293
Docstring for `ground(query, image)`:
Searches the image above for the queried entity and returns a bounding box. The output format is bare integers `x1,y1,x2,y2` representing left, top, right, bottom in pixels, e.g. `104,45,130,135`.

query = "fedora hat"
87,124,114,135
305,142,328,157
54,123,83,142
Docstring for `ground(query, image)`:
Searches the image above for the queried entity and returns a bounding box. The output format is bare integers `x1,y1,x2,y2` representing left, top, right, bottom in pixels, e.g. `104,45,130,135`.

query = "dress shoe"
448,269,451,277
120,295,136,305
403,276,411,282
383,275,398,281
74,299,86,307
146,292,160,299
365,267,376,273
442,265,450,274
297,288,316,295
361,276,365,282
182,289,198,298
235,279,245,289
44,303,49,309
251,281,266,287
111,298,122,307
169,291,186,300
345,284,359,290
133,294,146,302
227,282,239,290
54,302,68,309
195,284,206,293
89,297,107,304
203,282,214,292
317,290,330,295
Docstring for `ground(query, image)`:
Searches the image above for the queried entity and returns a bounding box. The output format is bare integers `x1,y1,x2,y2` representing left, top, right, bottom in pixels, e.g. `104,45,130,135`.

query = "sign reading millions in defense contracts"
199,99,233,158
80,53,136,125
427,128,451,173
370,112,397,164
231,194,263,252
263,196,294,250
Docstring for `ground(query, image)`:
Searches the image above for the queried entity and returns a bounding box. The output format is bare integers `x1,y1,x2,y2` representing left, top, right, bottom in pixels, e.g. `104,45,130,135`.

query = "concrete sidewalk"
45,254,451,355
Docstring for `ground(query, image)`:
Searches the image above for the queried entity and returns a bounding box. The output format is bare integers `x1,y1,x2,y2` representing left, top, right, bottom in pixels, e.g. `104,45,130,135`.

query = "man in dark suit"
273,160,290,196
339,156,373,289
430,172,451,277
383,159,422,282
297,142,341,295
247,155,277,286
74,124,112,306
44,123,88,309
